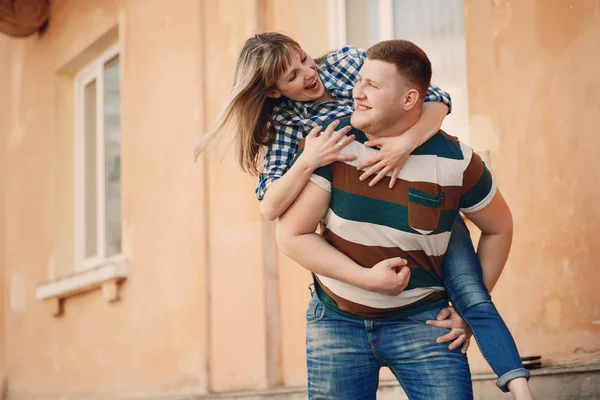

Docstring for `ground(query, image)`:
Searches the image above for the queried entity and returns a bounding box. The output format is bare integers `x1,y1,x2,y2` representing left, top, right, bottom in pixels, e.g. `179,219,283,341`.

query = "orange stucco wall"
202,0,271,391
463,0,600,369
0,31,6,387
0,0,209,398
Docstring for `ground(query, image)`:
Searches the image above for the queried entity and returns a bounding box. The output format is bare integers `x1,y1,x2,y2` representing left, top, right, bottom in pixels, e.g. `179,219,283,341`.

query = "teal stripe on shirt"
335,119,464,161
330,188,456,234
313,164,333,182
410,132,464,160
403,266,444,289
460,165,493,209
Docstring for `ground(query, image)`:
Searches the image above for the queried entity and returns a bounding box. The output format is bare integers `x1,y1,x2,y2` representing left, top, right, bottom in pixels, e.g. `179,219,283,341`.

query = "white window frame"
73,43,123,272
328,0,394,49
328,0,347,49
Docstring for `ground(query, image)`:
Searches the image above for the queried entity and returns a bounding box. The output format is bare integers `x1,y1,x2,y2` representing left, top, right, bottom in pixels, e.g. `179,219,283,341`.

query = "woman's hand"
298,120,356,170
357,133,416,188
357,101,449,188
426,307,473,354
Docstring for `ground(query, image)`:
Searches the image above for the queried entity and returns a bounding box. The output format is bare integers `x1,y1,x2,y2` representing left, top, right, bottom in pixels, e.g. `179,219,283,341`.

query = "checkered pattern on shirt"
255,46,452,200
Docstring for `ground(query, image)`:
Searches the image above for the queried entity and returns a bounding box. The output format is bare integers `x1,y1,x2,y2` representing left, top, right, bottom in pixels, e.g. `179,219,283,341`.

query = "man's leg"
379,304,474,400
306,291,381,400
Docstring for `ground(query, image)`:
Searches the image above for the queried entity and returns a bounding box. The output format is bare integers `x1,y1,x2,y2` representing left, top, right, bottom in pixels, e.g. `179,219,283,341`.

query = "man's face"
351,59,407,135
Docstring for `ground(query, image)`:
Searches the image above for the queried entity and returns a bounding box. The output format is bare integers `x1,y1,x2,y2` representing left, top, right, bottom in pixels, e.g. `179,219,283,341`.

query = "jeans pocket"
407,305,446,324
408,188,444,234
306,296,326,325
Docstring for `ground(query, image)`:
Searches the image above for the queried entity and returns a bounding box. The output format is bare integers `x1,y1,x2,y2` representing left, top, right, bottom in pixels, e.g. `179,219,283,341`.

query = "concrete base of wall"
191,364,600,400
6,364,599,399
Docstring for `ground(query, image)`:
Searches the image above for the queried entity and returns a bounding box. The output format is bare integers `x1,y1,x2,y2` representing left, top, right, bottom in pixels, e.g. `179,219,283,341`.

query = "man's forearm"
277,231,369,289
477,230,512,292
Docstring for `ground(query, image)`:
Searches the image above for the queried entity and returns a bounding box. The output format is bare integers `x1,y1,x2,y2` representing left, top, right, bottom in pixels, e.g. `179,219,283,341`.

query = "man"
276,40,514,399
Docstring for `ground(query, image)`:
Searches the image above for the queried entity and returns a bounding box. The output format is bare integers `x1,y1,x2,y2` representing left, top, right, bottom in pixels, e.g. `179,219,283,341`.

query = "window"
74,45,122,271
330,0,470,143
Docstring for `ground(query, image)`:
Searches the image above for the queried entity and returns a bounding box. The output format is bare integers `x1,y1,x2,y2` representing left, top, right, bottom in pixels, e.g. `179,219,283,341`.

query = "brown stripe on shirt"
315,275,446,318
462,152,485,194
323,229,444,277
330,161,463,211
298,139,306,151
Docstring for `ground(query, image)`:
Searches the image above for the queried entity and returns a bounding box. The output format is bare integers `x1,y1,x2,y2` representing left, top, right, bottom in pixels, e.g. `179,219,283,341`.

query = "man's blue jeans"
306,291,473,400
443,215,530,391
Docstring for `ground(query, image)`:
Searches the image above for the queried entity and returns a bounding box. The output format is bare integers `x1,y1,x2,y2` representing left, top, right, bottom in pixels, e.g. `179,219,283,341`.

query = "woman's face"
268,50,328,102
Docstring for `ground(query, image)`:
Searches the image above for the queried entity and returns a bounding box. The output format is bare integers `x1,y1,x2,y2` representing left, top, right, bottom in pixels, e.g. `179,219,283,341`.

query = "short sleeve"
310,165,333,193
255,124,303,201
459,150,497,213
424,84,453,114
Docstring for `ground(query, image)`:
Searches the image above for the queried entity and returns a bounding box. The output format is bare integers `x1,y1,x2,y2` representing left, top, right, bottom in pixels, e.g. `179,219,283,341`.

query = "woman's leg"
443,214,530,393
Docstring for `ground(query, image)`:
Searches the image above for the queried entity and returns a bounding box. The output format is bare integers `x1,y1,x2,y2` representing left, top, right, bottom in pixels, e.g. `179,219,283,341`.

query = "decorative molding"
36,259,129,316
378,0,394,41
0,0,49,38
327,0,346,49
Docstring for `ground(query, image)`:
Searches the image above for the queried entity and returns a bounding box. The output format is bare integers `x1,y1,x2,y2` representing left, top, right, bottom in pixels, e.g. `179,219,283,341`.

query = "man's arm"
276,180,410,295
463,189,513,292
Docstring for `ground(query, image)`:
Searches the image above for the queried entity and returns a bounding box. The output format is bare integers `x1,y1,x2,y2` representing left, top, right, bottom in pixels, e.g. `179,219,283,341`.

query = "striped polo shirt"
296,117,496,320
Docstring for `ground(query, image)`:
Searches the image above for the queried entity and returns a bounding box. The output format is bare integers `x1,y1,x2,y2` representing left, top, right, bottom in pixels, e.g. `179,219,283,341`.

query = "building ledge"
35,258,128,316
194,363,600,400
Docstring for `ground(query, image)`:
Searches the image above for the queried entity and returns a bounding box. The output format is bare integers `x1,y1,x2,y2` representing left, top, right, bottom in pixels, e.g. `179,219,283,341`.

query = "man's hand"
426,307,472,354
362,258,411,296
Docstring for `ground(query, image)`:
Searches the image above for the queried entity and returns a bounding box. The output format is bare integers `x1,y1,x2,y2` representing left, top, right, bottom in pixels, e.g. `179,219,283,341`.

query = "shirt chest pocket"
408,188,444,235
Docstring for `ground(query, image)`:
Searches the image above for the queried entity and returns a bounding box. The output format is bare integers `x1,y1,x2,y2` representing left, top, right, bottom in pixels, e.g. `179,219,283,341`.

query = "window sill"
35,258,129,316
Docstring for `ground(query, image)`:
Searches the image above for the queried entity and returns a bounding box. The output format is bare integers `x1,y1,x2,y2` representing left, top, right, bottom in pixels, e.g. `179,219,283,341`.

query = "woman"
194,32,532,399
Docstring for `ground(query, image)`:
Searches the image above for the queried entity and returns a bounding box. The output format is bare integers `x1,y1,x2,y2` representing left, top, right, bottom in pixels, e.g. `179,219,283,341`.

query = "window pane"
103,55,122,258
346,0,381,49
84,80,98,258
393,0,470,142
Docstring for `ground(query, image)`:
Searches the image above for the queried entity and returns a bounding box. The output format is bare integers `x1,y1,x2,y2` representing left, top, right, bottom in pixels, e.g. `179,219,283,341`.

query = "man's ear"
267,89,282,99
403,88,421,111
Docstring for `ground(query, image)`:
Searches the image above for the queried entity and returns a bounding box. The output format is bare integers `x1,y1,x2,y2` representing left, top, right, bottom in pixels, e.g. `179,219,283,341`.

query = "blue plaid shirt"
255,46,452,200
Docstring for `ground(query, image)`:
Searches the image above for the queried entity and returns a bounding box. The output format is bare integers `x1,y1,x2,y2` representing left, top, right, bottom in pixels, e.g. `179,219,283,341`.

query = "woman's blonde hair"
193,32,303,175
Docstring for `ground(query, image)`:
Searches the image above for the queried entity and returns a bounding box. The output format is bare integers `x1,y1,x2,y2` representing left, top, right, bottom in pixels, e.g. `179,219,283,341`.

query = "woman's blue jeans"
444,214,530,391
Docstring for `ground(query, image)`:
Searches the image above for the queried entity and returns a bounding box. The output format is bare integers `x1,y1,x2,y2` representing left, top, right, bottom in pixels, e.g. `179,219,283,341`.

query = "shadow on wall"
1,374,7,400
